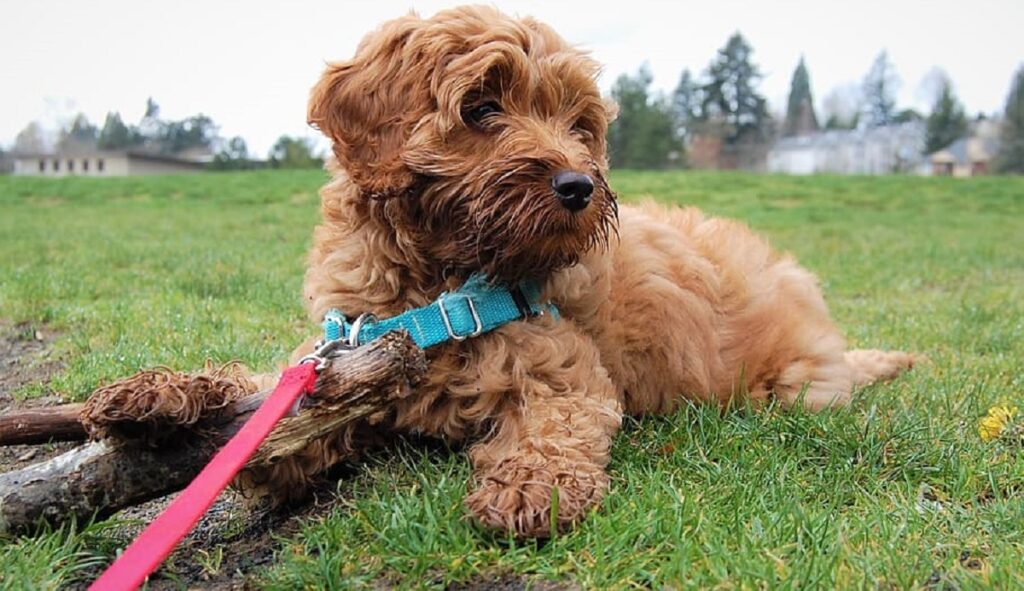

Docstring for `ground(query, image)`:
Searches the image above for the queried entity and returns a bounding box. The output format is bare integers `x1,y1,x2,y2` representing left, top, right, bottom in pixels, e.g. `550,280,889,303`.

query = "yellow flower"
979,405,1018,442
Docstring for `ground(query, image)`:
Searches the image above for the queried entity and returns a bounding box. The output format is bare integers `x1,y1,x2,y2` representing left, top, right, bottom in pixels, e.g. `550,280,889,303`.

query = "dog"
262,5,916,538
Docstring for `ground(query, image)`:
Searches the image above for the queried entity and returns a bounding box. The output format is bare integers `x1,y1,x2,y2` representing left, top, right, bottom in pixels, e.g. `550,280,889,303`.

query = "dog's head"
309,6,618,284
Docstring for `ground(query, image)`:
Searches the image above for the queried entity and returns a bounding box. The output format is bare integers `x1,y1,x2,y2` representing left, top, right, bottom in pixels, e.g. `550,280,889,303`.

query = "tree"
14,122,48,154
269,136,322,169
996,66,1024,173
862,50,899,128
894,108,924,124
97,112,141,150
783,57,819,137
210,136,251,170
925,75,968,154
699,32,771,145
57,113,98,151
157,114,217,153
822,84,861,130
672,69,701,141
607,65,681,169
138,97,163,140
131,98,217,154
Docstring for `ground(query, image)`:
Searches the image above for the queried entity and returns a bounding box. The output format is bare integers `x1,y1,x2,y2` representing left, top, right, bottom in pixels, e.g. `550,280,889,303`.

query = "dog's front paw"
465,453,609,538
80,363,257,443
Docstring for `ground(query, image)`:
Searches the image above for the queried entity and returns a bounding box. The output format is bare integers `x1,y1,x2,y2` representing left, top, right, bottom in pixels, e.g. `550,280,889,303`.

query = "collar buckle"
437,294,483,341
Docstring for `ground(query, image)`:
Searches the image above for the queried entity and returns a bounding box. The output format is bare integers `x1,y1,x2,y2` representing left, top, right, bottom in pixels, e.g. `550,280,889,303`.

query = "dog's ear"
308,15,425,196
603,98,619,123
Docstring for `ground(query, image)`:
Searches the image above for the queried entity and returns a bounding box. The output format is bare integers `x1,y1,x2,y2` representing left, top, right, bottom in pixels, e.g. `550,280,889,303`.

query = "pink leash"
88,362,319,590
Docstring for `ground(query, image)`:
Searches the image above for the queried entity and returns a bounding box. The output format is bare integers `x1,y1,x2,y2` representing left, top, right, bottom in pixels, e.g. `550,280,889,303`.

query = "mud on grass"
69,488,343,591
0,321,77,471
0,321,65,402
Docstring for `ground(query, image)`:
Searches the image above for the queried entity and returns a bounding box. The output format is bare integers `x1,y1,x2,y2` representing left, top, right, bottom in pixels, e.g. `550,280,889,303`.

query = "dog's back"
550,202,916,414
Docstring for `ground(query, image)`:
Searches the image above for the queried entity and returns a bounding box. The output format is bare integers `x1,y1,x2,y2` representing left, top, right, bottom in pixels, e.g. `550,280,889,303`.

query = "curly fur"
81,362,257,444
267,6,916,538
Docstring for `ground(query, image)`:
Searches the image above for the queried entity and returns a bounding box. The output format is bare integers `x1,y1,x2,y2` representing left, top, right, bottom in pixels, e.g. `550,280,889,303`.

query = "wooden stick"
0,332,425,535
0,403,87,446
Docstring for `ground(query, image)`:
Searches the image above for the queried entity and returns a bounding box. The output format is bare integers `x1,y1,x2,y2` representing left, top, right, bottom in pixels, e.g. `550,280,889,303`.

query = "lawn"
0,170,1022,589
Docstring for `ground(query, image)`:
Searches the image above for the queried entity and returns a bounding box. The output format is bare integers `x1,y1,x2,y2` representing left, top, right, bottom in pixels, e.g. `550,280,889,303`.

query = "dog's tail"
844,349,919,388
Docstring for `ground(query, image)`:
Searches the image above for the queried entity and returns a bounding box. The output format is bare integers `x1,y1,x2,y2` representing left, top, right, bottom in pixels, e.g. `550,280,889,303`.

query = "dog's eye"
570,120,590,136
463,101,503,128
571,118,595,139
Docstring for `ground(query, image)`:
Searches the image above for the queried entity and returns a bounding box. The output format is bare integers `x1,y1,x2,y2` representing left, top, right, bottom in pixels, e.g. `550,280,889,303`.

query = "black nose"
551,171,594,212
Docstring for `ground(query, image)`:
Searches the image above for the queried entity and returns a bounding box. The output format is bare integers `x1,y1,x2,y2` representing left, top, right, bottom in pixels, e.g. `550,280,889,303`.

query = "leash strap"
88,362,320,591
323,274,559,349
90,275,554,588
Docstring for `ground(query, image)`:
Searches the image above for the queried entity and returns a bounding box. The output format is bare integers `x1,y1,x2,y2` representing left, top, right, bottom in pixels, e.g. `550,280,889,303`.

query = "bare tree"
861,50,900,128
14,121,48,154
822,84,862,130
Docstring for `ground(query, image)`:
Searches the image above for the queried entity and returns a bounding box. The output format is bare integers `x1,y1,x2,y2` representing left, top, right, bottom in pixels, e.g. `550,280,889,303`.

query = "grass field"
0,170,1022,589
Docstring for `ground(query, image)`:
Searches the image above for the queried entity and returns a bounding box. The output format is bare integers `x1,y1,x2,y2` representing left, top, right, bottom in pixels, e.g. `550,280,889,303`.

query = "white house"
767,122,926,175
12,149,207,177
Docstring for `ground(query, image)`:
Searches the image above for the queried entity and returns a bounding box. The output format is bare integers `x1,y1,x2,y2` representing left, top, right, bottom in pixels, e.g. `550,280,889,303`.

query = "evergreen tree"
783,57,819,137
925,76,968,154
672,69,701,140
58,113,98,150
607,65,681,169
996,66,1024,173
862,50,899,128
97,112,141,150
699,32,771,145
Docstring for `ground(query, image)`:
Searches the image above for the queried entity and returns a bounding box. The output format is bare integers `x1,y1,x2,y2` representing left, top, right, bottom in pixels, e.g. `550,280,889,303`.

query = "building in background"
767,121,926,175
11,148,208,177
927,119,1000,177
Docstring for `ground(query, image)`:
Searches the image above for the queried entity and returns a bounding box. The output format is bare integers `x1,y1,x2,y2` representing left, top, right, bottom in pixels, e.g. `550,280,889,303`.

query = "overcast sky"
3,0,1022,156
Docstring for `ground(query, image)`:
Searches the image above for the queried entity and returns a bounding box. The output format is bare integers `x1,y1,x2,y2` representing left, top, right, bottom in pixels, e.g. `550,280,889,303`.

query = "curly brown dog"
261,5,916,538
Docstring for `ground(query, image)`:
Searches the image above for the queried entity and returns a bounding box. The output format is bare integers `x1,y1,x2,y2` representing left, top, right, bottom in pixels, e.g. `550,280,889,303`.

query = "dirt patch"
0,321,76,473
0,439,80,473
64,475,355,590
0,322,327,590
0,321,65,403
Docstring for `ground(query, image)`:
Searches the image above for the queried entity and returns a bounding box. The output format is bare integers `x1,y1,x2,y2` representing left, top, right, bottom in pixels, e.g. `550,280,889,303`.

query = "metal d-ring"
346,313,378,347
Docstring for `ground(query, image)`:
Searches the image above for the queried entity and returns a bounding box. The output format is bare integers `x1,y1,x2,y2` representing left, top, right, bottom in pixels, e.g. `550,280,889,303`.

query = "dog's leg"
845,349,918,388
771,349,917,411
771,355,856,411
463,324,623,538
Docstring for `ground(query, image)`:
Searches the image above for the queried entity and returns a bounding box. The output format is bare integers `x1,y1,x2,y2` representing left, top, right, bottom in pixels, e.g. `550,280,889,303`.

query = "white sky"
3,0,1022,157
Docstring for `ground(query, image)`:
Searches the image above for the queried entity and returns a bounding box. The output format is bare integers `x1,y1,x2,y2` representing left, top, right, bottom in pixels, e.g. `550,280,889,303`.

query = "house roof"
929,135,999,164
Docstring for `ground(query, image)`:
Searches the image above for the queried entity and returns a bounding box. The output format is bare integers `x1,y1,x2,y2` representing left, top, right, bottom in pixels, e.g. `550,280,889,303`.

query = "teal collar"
321,274,559,349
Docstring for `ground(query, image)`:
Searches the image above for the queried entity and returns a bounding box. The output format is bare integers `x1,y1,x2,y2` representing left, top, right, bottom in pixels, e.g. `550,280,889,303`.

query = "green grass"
1,170,1022,589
